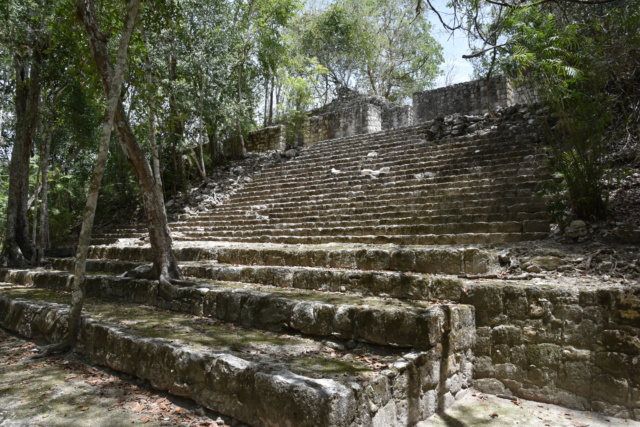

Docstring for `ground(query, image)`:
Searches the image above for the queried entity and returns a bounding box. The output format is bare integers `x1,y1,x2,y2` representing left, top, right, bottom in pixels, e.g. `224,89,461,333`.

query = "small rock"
498,250,511,265
530,256,563,271
565,220,588,238
526,265,542,273
215,417,225,425
283,149,297,158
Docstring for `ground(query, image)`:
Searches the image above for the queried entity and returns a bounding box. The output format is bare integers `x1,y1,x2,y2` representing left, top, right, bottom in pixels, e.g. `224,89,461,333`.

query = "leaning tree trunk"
35,0,145,356
3,49,43,267
78,0,182,285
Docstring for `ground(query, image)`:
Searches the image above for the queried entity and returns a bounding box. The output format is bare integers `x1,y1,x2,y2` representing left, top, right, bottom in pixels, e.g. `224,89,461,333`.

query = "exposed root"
26,341,72,360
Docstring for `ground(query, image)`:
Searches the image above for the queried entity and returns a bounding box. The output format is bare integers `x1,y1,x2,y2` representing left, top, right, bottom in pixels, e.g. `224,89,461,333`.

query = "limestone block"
527,343,562,368
491,325,523,346
595,351,630,376
473,378,510,395
593,374,629,405
502,285,528,320
431,277,463,301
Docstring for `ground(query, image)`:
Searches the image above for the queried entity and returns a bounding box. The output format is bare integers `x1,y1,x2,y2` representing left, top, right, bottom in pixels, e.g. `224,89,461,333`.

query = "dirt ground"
0,328,243,427
421,392,640,427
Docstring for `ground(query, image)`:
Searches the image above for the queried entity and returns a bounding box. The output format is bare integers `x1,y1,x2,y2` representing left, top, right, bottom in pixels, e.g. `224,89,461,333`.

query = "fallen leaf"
79,406,89,411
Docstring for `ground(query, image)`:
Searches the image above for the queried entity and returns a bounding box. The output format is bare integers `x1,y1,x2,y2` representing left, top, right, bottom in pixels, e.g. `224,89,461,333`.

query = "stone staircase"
90,119,550,246
2,109,638,425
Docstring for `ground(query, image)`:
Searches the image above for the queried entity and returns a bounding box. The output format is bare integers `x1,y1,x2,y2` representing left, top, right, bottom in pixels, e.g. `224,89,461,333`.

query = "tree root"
26,341,72,360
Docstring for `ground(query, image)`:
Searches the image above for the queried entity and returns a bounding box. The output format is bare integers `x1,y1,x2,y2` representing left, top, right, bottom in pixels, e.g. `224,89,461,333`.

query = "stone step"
0,285,475,426
181,199,548,223
252,149,544,185
186,185,545,217
0,269,462,348
96,203,549,238
255,131,537,166
167,212,549,232
274,131,539,163
172,220,547,240
291,129,535,162
224,165,549,198
224,170,548,206
82,244,495,276
194,188,545,218
49,259,466,301
171,231,548,246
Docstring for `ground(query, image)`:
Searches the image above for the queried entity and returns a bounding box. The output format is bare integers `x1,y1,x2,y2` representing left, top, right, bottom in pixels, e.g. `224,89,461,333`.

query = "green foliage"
470,0,640,221
298,0,442,102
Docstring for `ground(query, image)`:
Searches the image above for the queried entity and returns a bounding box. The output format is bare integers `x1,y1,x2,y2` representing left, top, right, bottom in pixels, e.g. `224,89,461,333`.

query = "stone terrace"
1,104,639,426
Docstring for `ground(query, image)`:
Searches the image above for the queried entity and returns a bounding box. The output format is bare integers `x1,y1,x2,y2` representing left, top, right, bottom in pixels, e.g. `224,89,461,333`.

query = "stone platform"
1,107,638,425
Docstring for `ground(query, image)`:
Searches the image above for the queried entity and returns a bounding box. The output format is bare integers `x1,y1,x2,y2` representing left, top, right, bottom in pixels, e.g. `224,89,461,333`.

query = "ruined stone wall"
462,282,640,421
382,105,413,131
413,75,516,123
304,99,384,146
246,76,539,151
246,125,285,152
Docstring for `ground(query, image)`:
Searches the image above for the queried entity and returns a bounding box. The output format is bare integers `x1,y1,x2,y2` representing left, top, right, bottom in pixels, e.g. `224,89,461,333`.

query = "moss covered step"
217,165,549,202
219,171,547,207
252,143,541,180
174,220,549,240
0,286,475,427
82,244,494,275
236,152,545,192
179,199,548,223
169,212,549,233
0,270,470,349
49,259,466,301
259,131,538,173
255,137,544,180
175,231,548,245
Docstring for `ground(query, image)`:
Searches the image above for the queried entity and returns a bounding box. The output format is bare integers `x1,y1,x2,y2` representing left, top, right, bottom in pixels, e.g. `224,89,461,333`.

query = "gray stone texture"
0,296,476,427
466,281,640,419
414,75,518,123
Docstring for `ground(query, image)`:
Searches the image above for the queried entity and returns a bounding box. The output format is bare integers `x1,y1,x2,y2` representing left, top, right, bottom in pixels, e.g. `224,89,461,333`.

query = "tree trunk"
50,0,144,354
143,28,164,198
39,97,55,252
3,49,43,267
78,0,181,285
167,35,186,194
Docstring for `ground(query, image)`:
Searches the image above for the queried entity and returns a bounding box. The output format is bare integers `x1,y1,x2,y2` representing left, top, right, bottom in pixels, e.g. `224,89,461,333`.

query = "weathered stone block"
602,329,640,354
527,343,562,368
389,249,416,272
491,325,523,346
593,374,629,405
558,361,592,395
463,284,504,326
595,352,630,376
473,378,510,395
503,285,528,320
431,277,463,301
